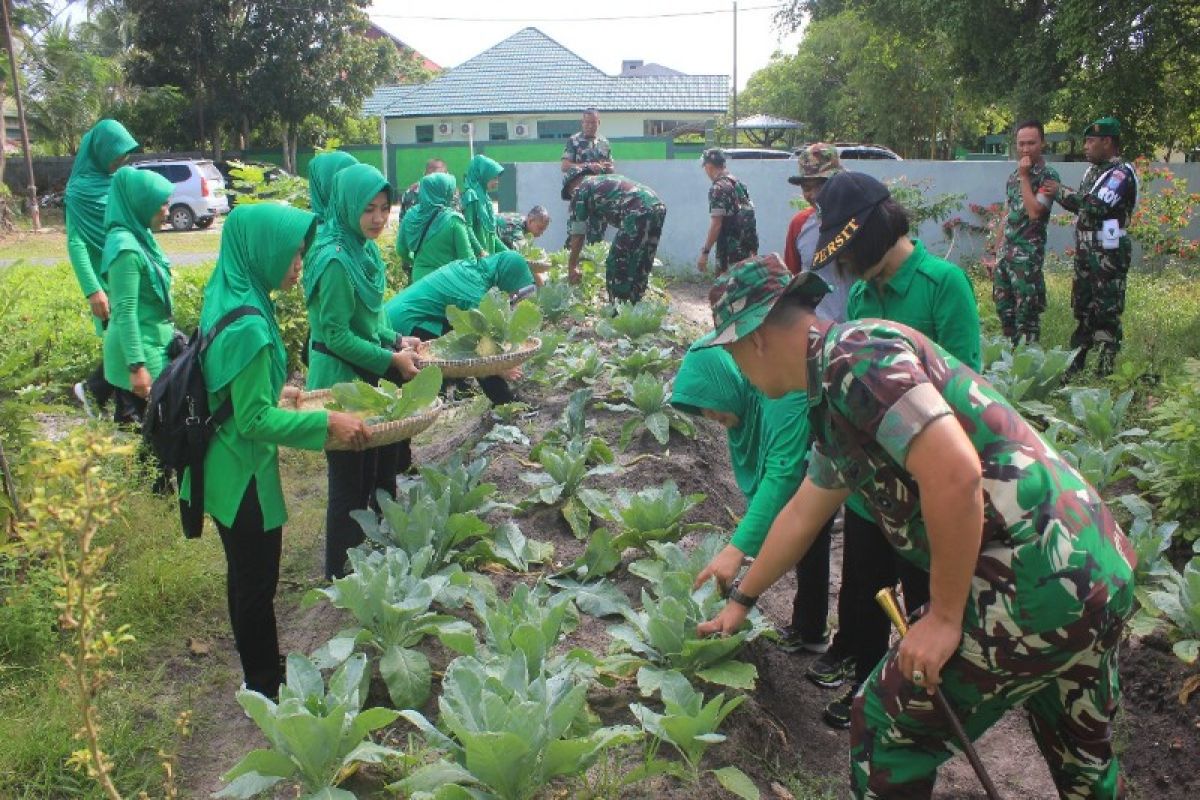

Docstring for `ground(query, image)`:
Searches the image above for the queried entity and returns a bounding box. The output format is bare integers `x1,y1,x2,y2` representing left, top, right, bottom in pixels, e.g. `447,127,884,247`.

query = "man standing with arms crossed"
1043,117,1138,376
561,108,613,245
988,120,1059,346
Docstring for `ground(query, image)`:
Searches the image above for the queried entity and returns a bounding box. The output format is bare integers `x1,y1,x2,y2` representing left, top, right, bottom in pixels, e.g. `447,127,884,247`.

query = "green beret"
1085,116,1121,138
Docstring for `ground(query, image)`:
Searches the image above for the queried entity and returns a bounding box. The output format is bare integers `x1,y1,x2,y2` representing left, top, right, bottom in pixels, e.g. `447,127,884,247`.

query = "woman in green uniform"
461,154,508,256
303,163,418,580
384,251,534,405
100,166,174,423
670,342,834,655
186,203,369,699
307,150,358,227
395,172,481,284
65,119,139,415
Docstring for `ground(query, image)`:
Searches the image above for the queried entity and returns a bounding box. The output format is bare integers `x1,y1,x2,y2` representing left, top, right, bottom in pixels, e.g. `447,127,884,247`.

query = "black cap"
702,148,726,167
811,172,890,267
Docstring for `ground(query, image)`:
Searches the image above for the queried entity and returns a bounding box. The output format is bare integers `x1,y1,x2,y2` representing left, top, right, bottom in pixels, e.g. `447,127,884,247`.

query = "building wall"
384,111,712,145
513,159,1200,273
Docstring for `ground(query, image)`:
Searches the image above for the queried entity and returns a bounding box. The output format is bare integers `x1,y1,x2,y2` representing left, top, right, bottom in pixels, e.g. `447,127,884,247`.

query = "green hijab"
201,204,317,393
461,154,503,231
399,172,462,257
64,119,139,251
99,166,173,308
302,163,393,310
308,150,358,224
670,345,764,499
469,251,535,293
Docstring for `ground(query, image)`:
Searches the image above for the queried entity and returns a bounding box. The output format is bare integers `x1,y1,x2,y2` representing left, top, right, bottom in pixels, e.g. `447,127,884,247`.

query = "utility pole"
2,0,39,230
731,0,738,147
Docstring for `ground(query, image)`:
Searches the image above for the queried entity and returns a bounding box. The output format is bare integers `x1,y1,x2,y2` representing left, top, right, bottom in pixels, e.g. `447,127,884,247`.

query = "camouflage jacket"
709,174,759,263
1002,162,1060,257
495,212,526,250
1058,157,1138,232
804,318,1135,633
399,182,420,219
568,174,663,234
562,132,612,164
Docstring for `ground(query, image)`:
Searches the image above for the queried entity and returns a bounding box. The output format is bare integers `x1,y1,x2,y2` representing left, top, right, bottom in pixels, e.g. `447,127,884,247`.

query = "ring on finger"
911,668,925,685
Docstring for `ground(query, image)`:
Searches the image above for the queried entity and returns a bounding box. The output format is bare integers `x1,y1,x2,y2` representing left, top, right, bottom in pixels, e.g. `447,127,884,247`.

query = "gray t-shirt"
794,212,853,323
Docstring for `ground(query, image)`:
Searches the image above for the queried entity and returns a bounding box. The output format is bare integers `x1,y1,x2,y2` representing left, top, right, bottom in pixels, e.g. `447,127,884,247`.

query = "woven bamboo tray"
415,337,541,379
278,391,443,449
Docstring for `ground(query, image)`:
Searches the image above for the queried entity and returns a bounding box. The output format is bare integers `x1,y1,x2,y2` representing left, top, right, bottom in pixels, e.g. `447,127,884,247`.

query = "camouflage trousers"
1070,238,1131,357
607,204,666,303
716,218,759,274
993,248,1046,342
850,601,1130,799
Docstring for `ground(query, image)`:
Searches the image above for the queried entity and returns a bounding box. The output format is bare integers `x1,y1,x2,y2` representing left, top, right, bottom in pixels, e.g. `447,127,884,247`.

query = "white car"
133,158,230,231
834,144,903,161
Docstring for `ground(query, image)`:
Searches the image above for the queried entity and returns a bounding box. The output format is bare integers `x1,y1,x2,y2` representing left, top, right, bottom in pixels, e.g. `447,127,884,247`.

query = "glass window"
537,120,577,140
415,124,434,143
489,122,508,141
644,119,692,136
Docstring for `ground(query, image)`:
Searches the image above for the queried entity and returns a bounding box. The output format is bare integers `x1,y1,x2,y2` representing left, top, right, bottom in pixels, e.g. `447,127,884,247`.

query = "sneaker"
73,382,96,419
822,681,862,729
806,647,855,688
774,624,831,654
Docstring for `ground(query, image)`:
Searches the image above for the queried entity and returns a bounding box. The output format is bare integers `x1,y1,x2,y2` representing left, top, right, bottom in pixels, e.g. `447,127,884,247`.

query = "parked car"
720,148,795,160
833,143,903,160
132,158,229,230
214,160,290,208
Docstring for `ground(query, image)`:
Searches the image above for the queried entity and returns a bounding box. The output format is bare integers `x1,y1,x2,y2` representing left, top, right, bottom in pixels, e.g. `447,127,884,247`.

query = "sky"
369,1,805,91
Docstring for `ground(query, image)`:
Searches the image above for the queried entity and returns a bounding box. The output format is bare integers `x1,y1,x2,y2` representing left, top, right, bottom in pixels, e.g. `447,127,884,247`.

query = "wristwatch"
727,580,758,609
701,247,711,255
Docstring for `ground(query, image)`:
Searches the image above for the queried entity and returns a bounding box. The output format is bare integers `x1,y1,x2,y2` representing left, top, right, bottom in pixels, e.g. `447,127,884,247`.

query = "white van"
133,158,230,231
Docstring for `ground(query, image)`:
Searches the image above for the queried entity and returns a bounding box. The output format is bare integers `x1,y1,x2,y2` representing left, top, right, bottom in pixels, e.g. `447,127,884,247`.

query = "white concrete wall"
385,112,711,144
514,159,1200,274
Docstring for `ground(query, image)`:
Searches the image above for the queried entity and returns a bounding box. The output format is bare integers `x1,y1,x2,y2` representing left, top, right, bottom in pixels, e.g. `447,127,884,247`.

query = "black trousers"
833,507,931,683
789,512,836,642
83,362,116,409
215,480,284,698
411,325,514,405
324,441,408,580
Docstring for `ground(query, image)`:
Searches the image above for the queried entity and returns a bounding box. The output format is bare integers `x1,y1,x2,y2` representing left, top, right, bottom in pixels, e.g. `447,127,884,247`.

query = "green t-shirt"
385,254,536,337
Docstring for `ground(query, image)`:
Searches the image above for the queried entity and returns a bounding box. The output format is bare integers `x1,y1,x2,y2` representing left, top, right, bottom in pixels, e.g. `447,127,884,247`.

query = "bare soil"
175,281,1200,799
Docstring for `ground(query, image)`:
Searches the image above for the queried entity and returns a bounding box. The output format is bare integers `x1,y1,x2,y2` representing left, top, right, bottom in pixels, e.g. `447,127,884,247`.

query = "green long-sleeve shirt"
397,215,480,285
463,200,510,257
102,250,173,389
67,218,107,335
182,347,329,530
305,258,399,389
730,391,811,556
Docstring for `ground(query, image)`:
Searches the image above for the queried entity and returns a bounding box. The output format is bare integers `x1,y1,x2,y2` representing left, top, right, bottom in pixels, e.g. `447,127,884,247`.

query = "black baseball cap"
811,172,890,267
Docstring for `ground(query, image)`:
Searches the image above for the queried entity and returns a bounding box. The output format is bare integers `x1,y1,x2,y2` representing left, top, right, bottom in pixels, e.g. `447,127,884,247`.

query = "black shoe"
774,624,830,654
822,681,862,729
806,646,855,688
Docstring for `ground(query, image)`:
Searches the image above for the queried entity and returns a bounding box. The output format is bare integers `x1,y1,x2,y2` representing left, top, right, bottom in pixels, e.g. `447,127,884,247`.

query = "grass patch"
0,225,222,264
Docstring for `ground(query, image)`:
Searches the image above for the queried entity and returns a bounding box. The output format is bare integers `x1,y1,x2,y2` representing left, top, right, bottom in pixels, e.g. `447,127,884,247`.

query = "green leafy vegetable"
596,300,669,340
1147,553,1200,664
605,372,696,449
436,288,543,358
327,365,442,422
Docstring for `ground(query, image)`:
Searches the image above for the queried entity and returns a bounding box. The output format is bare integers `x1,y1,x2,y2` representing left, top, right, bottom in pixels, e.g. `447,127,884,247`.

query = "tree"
0,0,50,182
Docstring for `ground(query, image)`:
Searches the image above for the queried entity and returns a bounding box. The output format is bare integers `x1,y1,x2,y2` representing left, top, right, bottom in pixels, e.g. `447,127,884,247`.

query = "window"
644,119,693,136
415,124,434,143
537,120,577,140
489,122,508,141
138,164,190,183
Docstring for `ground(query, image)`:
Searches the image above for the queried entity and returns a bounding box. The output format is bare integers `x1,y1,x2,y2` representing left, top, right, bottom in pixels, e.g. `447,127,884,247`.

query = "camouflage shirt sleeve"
561,134,579,162
567,181,590,236
806,444,846,490
708,178,735,217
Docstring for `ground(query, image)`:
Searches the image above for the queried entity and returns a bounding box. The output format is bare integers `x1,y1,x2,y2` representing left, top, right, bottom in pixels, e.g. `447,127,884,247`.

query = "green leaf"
507,299,544,345
462,731,532,798
380,646,432,710
299,788,358,800
395,760,482,793
562,495,592,540
696,660,759,690
1174,639,1200,664
393,365,443,418
711,766,761,800
214,770,288,799
646,411,671,444
221,748,297,783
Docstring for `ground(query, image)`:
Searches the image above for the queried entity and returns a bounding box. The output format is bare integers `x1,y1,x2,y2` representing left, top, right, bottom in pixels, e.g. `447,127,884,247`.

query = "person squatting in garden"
1042,116,1139,377
183,204,370,699
697,148,759,276
987,119,1060,346
803,171,981,729
694,254,1136,799
66,118,140,419
384,251,539,406
562,163,667,304
302,163,419,580
560,107,613,246
670,335,834,654
495,205,551,250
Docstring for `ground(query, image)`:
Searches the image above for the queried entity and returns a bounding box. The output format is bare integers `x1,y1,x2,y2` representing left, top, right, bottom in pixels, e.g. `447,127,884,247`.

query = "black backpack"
143,305,262,538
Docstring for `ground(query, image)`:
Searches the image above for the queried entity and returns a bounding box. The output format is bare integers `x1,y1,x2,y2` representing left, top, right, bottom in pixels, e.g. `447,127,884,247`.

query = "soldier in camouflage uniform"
696,254,1136,800
697,148,759,276
990,120,1060,345
1044,117,1138,375
562,164,666,303
561,109,613,245
495,206,551,250
399,158,449,221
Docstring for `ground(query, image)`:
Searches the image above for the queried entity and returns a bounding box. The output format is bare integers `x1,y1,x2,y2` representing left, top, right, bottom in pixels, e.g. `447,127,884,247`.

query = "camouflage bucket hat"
789,142,842,185
694,253,832,348
1084,116,1121,138
561,163,608,200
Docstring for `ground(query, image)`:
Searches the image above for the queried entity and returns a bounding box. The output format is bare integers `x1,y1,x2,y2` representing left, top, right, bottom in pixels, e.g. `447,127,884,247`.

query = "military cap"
789,142,842,185
811,171,890,267
694,253,832,348
1084,116,1121,138
561,163,609,200
702,148,727,167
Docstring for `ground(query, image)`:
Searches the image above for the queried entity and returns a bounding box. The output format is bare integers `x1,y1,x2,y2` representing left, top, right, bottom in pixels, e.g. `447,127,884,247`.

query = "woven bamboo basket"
415,337,542,379
278,392,443,449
